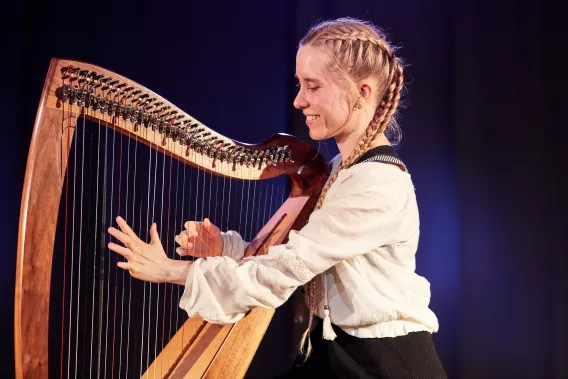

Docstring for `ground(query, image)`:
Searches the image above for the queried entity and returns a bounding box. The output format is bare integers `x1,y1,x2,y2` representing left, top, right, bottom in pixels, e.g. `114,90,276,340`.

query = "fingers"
117,261,137,272
149,223,162,245
175,231,192,249
184,221,196,232
116,216,139,240
203,218,215,235
109,216,141,248
184,221,199,238
184,219,215,236
108,242,134,259
176,247,193,256
175,233,194,248
108,227,133,247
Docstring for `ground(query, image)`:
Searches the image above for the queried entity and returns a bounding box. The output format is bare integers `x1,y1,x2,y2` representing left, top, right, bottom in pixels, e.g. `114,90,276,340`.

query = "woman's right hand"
174,218,224,258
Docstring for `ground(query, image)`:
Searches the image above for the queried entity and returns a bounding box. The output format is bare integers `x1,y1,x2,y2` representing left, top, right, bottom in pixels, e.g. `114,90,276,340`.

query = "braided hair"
297,17,405,359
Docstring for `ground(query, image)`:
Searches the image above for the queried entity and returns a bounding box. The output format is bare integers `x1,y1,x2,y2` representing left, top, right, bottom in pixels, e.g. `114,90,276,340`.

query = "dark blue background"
1,0,566,378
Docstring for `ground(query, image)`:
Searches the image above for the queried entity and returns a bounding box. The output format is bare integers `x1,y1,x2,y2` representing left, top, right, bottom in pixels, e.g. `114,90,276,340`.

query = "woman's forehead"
295,45,330,80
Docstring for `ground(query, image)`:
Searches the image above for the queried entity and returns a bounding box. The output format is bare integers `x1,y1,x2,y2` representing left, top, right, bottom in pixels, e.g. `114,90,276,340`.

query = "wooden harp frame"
15,58,327,378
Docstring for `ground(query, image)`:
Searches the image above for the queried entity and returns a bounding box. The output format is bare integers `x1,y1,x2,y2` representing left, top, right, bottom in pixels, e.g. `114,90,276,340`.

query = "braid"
298,17,405,360
321,29,396,59
314,56,403,210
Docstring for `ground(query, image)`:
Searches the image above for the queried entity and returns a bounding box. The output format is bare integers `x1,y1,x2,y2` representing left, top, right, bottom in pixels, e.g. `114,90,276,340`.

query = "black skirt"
276,318,447,379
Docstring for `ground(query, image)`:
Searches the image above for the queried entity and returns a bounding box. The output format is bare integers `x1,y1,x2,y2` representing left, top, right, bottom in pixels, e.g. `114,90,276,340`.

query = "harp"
15,58,327,378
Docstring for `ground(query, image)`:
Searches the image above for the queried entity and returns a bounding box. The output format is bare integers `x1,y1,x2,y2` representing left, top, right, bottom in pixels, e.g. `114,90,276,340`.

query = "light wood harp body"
15,58,327,378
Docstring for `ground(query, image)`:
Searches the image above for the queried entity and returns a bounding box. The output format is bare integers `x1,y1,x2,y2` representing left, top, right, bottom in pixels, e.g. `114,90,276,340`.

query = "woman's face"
293,45,359,141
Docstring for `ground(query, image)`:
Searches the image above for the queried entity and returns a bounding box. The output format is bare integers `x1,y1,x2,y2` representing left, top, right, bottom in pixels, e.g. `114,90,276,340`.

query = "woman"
108,17,447,378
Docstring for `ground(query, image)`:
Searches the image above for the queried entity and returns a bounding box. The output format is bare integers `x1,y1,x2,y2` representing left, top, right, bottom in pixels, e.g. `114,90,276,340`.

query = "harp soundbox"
15,58,327,378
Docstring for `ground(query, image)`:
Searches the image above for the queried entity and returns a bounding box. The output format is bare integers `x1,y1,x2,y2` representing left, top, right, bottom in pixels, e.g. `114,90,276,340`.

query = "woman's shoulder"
342,158,411,187
321,164,412,212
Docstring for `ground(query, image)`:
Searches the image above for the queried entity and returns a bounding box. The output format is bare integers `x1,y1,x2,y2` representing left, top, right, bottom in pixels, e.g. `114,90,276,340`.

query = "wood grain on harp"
15,57,327,379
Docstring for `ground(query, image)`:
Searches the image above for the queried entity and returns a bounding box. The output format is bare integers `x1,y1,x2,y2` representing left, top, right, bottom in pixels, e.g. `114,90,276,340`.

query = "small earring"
357,103,363,109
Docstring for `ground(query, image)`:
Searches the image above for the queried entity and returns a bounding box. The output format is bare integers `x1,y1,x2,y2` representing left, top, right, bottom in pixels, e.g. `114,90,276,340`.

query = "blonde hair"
301,17,404,209
298,17,405,359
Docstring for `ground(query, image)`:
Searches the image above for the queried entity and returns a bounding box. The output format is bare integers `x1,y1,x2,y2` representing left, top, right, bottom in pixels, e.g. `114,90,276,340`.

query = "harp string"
251,181,258,242
263,182,271,234
252,181,259,242
73,109,86,378
213,159,220,256
66,101,77,379
99,107,109,379
250,181,257,244
140,122,151,377
179,144,189,349
98,104,109,379
254,181,261,237
112,116,123,378
220,169,226,236
244,180,251,242
156,128,170,378
120,115,129,378
223,157,231,237
166,134,174,353
118,115,131,379
105,112,118,379
136,125,144,378
148,127,159,377
194,155,201,257
258,181,264,239
165,136,176,373
59,91,69,379
127,119,140,378
92,115,102,379
175,141,183,331
206,160,212,258
200,154,206,257
81,108,92,378
154,131,164,379
241,179,247,243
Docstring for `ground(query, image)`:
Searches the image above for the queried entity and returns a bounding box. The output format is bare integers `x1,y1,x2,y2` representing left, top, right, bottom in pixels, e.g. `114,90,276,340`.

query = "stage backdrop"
1,0,566,378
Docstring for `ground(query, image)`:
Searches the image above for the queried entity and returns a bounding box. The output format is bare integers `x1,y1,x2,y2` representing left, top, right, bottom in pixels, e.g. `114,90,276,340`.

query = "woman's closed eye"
296,82,320,91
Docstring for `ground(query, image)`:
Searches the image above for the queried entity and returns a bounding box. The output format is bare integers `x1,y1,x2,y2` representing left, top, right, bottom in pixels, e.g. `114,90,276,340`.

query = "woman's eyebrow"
294,74,321,83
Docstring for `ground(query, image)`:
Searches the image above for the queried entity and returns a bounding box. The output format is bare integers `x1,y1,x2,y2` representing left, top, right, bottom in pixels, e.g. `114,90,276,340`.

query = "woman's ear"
359,83,373,101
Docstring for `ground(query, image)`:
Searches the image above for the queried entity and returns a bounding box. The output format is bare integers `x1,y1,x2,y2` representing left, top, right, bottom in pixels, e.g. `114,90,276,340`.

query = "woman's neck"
336,130,391,164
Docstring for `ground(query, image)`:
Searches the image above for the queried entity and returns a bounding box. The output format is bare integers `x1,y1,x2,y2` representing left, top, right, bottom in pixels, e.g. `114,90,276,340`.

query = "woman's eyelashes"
296,82,320,92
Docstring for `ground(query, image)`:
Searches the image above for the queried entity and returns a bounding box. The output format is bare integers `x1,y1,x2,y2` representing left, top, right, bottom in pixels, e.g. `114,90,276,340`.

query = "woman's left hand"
108,216,173,283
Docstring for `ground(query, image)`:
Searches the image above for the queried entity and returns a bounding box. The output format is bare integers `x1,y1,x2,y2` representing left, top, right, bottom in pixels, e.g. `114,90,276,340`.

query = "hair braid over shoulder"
300,19,405,210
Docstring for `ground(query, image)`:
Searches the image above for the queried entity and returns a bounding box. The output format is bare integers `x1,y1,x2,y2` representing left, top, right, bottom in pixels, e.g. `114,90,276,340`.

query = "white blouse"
179,154,439,339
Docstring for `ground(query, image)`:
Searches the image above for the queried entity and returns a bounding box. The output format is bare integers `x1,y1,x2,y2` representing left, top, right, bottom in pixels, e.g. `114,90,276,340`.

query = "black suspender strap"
350,145,408,173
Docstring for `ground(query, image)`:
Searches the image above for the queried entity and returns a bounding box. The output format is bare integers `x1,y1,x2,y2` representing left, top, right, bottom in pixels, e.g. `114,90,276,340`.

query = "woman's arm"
177,170,404,323
107,217,247,285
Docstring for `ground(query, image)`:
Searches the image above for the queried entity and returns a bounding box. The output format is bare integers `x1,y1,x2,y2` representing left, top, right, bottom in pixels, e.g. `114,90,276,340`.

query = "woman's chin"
308,128,327,141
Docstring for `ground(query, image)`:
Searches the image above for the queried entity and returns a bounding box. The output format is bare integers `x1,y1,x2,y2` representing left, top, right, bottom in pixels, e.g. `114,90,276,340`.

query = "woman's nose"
293,90,308,109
